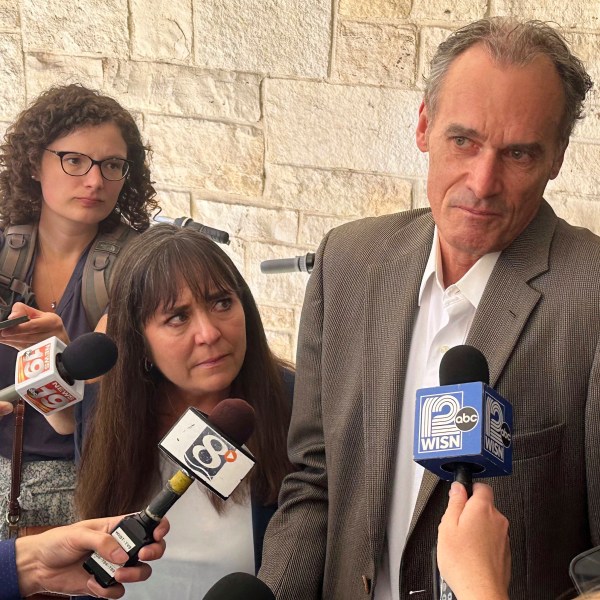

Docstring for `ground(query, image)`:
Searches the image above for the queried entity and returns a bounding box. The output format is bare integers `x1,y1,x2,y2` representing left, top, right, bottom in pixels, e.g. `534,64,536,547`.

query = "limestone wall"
1,0,599,360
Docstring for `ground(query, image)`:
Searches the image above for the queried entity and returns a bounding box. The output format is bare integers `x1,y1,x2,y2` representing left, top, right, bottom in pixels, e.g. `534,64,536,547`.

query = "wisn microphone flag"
159,407,255,500
413,381,513,480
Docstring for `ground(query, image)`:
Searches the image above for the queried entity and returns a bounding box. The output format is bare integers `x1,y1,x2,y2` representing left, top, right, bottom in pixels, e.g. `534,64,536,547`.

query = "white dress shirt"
374,228,499,600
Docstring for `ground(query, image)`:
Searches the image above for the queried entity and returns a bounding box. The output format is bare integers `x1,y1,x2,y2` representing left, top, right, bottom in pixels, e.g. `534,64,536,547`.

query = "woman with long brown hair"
75,223,293,599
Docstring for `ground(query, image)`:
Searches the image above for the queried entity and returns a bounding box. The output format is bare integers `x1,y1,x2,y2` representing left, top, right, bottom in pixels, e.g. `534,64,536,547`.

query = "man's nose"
467,151,502,199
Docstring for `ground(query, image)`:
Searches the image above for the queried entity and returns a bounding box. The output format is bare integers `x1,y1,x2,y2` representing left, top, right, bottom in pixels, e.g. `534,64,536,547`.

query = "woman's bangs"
138,239,240,320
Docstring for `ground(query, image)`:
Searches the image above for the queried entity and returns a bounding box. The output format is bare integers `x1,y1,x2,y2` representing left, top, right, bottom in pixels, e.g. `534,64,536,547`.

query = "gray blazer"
259,201,600,600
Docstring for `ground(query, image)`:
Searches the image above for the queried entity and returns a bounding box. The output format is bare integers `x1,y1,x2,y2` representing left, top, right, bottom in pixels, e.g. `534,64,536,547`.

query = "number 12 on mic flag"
413,381,513,480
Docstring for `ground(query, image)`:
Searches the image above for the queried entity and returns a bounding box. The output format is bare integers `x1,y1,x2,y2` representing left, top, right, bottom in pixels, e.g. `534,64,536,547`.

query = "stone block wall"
1,0,599,361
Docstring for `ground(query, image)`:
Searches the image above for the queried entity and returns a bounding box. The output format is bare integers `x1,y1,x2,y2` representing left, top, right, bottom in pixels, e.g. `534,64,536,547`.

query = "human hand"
0,302,69,350
0,400,13,418
15,515,169,598
437,482,510,600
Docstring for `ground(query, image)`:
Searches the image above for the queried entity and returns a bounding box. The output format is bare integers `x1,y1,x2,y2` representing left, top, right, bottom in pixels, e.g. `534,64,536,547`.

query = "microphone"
0,332,118,413
203,572,275,599
153,215,230,245
413,345,513,494
413,345,513,600
84,398,256,587
260,252,315,274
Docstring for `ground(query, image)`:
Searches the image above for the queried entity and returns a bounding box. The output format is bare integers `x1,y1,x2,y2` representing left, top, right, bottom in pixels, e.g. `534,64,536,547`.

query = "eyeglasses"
44,149,133,181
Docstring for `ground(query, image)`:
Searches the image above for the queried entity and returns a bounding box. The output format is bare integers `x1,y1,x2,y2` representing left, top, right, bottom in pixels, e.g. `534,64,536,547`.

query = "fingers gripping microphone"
413,345,513,494
0,332,118,413
204,572,275,600
84,398,257,588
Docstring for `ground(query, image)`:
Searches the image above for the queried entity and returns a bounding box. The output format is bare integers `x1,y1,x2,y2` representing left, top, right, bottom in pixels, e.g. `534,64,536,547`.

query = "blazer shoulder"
552,217,600,271
325,208,433,258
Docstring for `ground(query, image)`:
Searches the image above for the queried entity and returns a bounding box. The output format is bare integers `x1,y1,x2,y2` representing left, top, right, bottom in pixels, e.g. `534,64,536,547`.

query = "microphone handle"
433,466,473,599
154,215,230,244
174,217,230,245
83,469,194,588
260,253,315,274
453,463,473,498
144,469,194,521
0,385,18,404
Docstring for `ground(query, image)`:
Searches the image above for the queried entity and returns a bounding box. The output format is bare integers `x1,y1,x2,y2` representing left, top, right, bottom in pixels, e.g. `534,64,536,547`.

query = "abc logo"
454,407,479,432
500,422,512,448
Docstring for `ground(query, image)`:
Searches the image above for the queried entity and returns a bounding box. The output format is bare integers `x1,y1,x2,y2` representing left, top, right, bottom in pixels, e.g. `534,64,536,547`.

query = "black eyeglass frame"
43,148,133,181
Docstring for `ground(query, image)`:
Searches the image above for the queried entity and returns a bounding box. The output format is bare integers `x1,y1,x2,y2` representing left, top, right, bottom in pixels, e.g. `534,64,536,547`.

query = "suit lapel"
363,214,434,559
468,202,556,385
407,201,557,536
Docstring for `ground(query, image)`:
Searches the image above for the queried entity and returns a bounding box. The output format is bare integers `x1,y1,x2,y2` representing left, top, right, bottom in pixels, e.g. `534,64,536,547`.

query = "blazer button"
362,575,372,594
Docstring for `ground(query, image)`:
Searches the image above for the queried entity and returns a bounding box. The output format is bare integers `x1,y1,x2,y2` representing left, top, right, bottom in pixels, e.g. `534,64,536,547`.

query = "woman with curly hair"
0,84,158,540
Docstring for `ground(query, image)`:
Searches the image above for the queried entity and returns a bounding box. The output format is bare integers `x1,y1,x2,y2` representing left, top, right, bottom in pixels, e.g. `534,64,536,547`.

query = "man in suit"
258,17,600,600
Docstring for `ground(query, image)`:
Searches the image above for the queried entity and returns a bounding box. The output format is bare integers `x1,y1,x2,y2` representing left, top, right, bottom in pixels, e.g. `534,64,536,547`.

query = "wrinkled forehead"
435,46,565,143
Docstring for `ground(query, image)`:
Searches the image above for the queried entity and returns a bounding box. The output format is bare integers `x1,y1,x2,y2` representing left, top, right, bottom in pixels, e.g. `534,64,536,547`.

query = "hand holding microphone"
437,482,510,600
413,345,513,599
84,398,256,588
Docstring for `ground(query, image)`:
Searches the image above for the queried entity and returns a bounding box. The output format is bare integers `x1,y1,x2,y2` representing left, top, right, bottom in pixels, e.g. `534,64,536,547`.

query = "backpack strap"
81,222,139,329
0,224,37,321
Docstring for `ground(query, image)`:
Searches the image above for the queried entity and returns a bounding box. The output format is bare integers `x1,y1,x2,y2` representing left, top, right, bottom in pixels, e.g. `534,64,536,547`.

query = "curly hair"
425,18,593,145
0,83,158,231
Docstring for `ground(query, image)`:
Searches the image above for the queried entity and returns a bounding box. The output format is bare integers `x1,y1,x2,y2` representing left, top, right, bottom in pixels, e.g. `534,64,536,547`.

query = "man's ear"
549,140,568,180
416,101,429,152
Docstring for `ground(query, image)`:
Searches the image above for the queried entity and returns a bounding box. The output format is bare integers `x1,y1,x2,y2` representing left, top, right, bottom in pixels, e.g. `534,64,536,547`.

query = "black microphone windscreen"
209,398,255,446
61,332,118,380
203,572,275,600
439,344,489,386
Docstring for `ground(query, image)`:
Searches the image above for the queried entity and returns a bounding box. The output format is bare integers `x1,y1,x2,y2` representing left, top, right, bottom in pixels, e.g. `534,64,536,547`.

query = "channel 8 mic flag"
413,381,513,479
159,406,255,500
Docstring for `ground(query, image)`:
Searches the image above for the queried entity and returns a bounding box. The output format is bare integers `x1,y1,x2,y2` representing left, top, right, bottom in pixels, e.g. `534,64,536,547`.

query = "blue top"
0,538,19,600
0,231,94,461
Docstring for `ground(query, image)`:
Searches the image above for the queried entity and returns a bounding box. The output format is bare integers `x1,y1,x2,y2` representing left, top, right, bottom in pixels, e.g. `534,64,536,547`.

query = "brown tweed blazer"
259,201,600,600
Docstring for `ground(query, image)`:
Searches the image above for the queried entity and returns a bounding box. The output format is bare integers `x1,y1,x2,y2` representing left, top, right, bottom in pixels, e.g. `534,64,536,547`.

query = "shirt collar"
418,227,500,308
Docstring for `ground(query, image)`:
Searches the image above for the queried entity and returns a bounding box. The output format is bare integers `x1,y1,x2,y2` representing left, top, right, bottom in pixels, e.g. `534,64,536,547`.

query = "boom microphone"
154,215,230,245
84,398,256,587
260,253,315,274
0,332,118,413
204,572,275,599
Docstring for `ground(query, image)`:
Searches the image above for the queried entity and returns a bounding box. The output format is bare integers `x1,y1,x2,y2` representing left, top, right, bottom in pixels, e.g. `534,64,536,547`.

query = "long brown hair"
0,83,158,231
76,224,293,518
